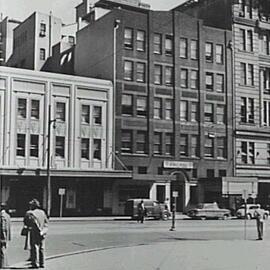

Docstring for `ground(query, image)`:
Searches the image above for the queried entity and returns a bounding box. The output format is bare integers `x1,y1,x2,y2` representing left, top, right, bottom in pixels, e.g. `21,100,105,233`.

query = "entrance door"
171,182,184,212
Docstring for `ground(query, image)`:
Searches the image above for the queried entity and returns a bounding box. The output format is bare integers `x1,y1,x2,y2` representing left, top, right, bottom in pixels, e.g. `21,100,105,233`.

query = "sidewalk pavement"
10,239,270,270
10,213,189,222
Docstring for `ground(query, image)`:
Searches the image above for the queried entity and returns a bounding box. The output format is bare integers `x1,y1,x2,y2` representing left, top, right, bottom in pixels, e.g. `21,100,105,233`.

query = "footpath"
10,238,270,270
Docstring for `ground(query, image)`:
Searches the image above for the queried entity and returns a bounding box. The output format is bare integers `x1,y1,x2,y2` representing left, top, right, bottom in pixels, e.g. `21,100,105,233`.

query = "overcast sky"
0,0,185,23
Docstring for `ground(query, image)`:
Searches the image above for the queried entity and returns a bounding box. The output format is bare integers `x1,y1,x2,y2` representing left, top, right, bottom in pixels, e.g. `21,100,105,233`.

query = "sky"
0,0,185,24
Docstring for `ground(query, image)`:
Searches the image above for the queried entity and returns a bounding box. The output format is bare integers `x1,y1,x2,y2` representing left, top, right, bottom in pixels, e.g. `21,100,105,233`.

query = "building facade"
74,0,234,212
0,66,131,216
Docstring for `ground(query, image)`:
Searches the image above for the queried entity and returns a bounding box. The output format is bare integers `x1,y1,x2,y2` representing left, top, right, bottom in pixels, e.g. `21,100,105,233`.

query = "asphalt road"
8,218,265,266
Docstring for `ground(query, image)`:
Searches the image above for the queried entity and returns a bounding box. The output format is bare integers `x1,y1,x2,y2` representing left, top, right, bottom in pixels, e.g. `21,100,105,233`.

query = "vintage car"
187,203,231,220
125,198,170,220
236,204,269,219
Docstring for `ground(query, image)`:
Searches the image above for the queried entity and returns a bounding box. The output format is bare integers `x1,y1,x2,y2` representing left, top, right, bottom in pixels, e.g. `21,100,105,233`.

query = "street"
8,217,267,268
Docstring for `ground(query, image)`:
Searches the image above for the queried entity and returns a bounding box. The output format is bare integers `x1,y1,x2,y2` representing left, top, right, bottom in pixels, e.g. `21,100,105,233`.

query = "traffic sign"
172,191,179,197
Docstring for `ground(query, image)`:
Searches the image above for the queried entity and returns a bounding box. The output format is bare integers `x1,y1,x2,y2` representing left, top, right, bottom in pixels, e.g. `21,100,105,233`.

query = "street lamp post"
46,104,56,217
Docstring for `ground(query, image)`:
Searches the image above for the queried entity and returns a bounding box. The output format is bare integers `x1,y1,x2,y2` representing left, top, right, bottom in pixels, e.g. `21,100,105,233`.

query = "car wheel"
162,213,169,221
223,214,229,220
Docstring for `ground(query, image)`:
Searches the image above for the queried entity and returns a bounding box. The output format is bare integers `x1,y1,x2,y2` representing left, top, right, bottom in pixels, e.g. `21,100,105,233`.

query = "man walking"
0,202,11,269
137,200,146,224
24,199,48,269
254,207,266,240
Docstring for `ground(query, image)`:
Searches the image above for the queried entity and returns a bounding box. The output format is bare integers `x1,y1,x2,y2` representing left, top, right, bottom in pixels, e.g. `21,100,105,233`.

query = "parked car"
187,203,231,220
236,204,269,219
125,199,170,220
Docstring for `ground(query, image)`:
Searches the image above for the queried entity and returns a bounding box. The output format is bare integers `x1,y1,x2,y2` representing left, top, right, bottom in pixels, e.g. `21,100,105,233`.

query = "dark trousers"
138,213,144,223
30,233,45,267
256,219,264,240
0,242,8,268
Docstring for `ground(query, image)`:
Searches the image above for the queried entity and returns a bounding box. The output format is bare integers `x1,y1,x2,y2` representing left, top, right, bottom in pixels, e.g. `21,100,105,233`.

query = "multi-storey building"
74,0,234,212
0,66,131,216
0,16,21,65
6,11,76,71
175,0,270,207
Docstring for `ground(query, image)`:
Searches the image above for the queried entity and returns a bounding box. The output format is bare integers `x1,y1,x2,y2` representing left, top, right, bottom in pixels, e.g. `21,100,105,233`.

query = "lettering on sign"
163,160,193,169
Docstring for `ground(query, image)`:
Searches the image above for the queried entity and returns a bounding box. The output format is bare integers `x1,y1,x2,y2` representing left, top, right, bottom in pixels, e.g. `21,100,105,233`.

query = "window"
136,30,145,51
30,135,39,157
240,97,254,123
206,72,214,91
191,135,199,157
180,69,188,88
154,33,162,54
245,0,252,19
93,139,101,160
56,102,66,121
55,136,65,158
17,134,26,157
93,106,102,125
136,131,147,154
153,132,162,155
154,65,162,85
246,30,253,52
240,29,246,51
154,97,162,119
263,68,270,92
180,134,188,157
40,23,46,36
136,96,147,117
217,137,227,159
138,167,147,174
180,38,188,58
31,100,39,119
205,42,213,62
124,28,133,49
217,104,226,124
81,105,90,123
207,169,215,178
240,62,246,85
165,133,173,156
191,102,199,122
180,100,188,121
122,94,133,116
165,66,173,86
247,64,254,86
219,170,226,177
165,35,173,56
263,100,270,126
216,74,224,93
205,136,214,158
18,98,27,118
68,36,75,45
205,103,214,122
241,141,255,164
190,70,198,89
136,62,146,82
124,60,133,81
216,44,223,64
121,130,132,153
191,40,198,60
81,138,89,159
40,48,46,60
260,33,270,55
165,99,173,120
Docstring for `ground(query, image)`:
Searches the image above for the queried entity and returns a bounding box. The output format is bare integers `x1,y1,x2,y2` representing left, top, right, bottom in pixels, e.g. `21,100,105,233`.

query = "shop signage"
163,161,193,169
58,188,66,196
172,191,179,197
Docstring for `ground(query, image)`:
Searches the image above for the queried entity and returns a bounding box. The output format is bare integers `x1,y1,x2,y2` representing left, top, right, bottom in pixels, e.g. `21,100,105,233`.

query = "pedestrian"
137,200,146,224
24,199,49,269
254,207,266,240
0,202,11,269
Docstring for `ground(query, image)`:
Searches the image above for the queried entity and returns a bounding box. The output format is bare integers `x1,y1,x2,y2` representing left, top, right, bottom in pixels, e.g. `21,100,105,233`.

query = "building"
175,0,270,208
6,11,76,71
0,66,131,216
0,16,21,65
74,0,234,212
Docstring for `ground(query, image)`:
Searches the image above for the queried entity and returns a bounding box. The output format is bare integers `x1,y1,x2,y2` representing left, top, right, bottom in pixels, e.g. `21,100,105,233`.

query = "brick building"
74,0,234,212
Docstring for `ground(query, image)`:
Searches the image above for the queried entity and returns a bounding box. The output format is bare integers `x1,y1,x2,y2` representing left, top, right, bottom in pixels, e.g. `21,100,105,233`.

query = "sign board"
222,177,258,195
172,191,179,197
58,188,66,196
242,189,248,201
163,161,193,169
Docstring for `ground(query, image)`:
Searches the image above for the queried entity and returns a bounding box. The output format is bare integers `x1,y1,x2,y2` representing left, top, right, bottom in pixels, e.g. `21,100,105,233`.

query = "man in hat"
0,202,11,268
24,199,48,269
